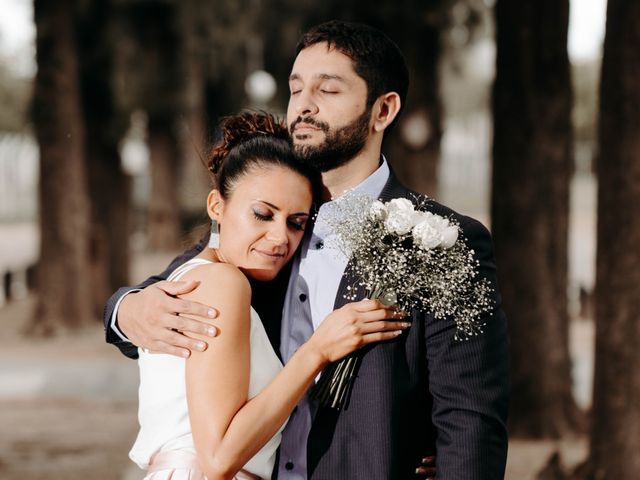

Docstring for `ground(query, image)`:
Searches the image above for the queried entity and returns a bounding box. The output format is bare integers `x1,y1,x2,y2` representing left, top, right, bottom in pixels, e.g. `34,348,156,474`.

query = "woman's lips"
253,249,286,260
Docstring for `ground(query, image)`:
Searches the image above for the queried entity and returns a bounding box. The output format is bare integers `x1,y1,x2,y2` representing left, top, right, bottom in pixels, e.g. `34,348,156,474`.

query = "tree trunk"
77,0,131,316
579,0,640,477
178,0,212,221
491,0,580,437
385,19,442,198
147,117,181,250
30,0,92,334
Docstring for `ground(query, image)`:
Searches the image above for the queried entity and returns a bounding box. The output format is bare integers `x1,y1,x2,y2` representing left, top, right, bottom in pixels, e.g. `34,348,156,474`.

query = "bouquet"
310,194,493,410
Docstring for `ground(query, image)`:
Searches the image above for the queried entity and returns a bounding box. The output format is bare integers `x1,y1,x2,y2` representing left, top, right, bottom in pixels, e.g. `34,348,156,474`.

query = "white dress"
129,258,286,480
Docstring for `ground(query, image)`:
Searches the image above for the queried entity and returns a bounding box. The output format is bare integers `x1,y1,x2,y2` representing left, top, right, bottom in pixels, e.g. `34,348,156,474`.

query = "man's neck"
321,143,382,201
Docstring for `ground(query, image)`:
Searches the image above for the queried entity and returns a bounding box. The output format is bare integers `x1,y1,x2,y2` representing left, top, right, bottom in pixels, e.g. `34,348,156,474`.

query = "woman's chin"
240,266,279,282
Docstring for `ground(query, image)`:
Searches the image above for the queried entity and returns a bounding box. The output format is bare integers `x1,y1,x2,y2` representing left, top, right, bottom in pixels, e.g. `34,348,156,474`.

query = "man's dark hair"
296,20,409,131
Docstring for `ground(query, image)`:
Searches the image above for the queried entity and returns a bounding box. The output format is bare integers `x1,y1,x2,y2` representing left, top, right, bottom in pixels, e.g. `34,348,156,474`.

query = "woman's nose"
265,221,288,245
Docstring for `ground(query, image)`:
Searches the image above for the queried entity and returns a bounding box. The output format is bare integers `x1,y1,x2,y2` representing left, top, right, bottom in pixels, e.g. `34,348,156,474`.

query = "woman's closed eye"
253,209,272,222
254,208,308,231
287,216,308,231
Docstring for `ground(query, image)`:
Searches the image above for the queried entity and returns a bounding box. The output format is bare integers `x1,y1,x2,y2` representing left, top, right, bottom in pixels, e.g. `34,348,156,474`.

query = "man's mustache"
289,116,330,134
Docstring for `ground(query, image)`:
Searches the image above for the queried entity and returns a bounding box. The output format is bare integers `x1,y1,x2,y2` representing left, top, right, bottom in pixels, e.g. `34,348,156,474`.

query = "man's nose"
294,90,319,116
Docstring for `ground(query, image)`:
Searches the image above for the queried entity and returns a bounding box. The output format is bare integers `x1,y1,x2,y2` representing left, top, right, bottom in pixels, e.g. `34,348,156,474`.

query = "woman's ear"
207,189,224,222
372,92,401,133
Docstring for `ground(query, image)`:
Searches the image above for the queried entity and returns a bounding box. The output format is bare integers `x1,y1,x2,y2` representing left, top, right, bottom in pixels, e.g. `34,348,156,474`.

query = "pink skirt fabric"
142,450,262,480
143,450,206,480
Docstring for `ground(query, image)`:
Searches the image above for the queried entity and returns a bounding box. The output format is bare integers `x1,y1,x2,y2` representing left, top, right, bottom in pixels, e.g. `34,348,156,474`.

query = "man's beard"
289,107,371,173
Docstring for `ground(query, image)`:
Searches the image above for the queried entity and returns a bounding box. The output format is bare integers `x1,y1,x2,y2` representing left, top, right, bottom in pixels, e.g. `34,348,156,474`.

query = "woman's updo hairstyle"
208,111,320,203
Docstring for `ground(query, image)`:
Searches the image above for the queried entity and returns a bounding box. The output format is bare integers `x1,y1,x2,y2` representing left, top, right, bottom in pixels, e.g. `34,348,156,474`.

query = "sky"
0,0,608,77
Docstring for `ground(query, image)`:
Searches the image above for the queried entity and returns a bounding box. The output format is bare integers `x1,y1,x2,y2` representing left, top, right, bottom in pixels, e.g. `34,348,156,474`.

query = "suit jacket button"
285,461,294,470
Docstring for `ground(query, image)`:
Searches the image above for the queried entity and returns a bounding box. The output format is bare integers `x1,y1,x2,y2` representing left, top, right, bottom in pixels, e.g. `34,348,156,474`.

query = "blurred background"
1,0,638,478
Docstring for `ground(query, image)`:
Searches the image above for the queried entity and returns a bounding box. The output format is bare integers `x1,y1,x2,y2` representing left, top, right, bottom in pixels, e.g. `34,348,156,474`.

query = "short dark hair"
296,20,409,130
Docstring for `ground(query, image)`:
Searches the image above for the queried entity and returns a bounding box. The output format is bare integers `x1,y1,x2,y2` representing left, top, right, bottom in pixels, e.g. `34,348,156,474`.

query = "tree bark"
147,117,181,250
115,1,185,250
491,0,580,437
77,0,131,315
385,18,442,198
579,0,640,477
177,0,212,221
30,0,93,334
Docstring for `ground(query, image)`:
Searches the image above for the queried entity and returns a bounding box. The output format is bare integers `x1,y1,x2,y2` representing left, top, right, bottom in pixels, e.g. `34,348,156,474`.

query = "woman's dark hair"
296,20,409,133
208,111,321,204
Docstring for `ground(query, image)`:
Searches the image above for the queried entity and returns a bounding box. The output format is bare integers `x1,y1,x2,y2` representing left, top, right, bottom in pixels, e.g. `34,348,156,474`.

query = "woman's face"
208,165,313,281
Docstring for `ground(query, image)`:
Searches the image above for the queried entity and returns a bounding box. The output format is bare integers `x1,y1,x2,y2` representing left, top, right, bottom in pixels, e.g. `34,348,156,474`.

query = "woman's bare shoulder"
179,261,251,306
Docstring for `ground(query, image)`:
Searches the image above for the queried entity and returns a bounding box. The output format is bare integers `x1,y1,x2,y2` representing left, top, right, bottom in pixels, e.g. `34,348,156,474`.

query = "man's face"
287,43,372,172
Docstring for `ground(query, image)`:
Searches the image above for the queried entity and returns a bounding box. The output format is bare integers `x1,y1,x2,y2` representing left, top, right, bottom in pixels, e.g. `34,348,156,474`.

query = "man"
105,20,509,479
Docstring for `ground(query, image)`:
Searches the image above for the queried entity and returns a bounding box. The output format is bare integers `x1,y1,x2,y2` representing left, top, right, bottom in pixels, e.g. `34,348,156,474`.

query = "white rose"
384,198,417,235
369,200,388,221
440,226,459,248
424,212,450,231
412,220,442,249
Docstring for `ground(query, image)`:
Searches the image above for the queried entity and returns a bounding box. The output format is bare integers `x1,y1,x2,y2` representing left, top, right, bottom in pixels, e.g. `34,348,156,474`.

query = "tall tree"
579,0,640,477
382,4,443,198
116,0,185,250
30,0,93,333
491,0,580,437
77,0,131,315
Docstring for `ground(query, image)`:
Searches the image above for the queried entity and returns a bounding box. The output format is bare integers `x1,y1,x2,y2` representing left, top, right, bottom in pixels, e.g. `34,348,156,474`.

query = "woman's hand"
307,299,410,365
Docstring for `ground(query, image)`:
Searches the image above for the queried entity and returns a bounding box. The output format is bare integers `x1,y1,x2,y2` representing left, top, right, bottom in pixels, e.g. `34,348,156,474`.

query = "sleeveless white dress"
129,258,286,480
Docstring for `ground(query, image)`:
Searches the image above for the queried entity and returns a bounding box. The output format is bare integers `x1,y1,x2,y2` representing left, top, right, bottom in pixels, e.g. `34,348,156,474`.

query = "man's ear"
207,189,224,222
372,92,401,133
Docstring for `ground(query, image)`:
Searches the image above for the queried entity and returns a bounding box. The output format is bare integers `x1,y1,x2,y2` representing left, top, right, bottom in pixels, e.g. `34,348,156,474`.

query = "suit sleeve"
425,217,509,480
103,241,204,359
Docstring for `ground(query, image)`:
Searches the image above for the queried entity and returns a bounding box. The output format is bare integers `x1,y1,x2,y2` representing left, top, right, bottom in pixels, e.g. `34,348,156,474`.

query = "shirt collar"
313,156,390,236
327,155,390,204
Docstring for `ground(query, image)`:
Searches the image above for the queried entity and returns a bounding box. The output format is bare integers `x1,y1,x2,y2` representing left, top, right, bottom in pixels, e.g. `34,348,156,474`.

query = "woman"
128,112,410,480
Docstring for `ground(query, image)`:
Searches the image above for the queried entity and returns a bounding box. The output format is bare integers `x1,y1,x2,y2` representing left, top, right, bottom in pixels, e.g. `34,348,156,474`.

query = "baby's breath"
312,193,493,409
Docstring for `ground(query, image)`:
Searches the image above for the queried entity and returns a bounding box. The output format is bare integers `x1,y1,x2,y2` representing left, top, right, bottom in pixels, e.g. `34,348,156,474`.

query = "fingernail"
207,308,217,318
207,326,217,336
394,330,403,336
181,350,190,358
415,468,421,474
195,341,206,351
401,322,411,328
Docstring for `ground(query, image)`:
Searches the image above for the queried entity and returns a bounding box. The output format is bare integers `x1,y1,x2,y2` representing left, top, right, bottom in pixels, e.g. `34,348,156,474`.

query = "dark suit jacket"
304,174,509,480
103,172,509,480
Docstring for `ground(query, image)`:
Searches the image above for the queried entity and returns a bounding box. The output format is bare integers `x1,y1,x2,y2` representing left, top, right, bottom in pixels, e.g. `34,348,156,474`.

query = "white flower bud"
440,226,459,248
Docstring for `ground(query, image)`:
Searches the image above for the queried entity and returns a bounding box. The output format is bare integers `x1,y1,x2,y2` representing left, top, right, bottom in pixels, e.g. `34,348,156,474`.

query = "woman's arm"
180,263,408,480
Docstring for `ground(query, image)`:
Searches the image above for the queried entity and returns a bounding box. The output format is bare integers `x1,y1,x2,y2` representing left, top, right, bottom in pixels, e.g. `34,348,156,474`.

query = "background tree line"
23,0,640,477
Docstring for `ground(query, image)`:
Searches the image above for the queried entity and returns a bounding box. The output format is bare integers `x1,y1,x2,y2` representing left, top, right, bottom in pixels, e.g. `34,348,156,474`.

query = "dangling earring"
208,220,220,248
